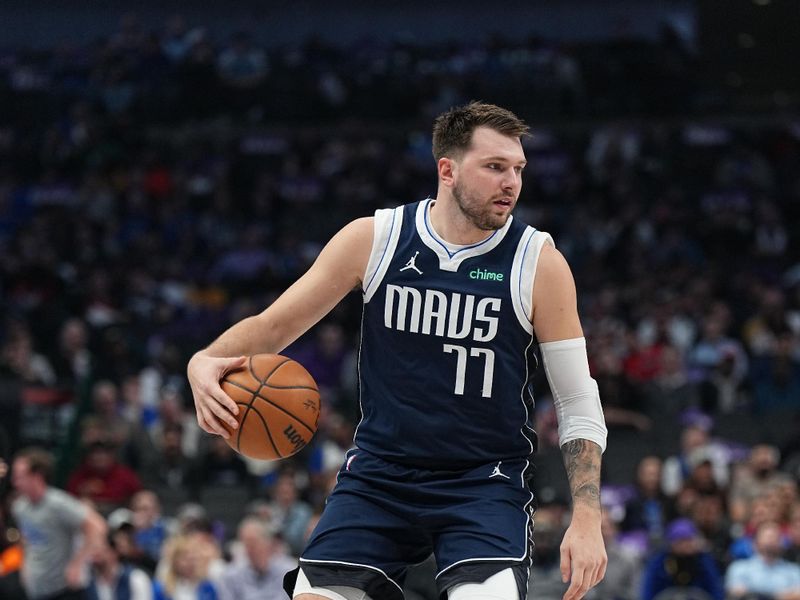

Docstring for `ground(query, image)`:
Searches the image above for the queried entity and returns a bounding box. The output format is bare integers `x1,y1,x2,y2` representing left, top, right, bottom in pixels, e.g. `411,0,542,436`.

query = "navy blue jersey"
356,199,553,469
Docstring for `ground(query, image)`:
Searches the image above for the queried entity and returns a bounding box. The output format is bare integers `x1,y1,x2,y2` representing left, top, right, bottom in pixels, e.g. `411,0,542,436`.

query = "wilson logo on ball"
284,424,307,451
220,354,320,461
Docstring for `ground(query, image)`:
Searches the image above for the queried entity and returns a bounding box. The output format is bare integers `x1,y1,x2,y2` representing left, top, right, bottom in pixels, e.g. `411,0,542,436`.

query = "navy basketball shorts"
283,449,536,599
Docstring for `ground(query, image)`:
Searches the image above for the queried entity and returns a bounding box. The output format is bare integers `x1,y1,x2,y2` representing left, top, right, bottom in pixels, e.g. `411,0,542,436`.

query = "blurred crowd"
0,12,799,600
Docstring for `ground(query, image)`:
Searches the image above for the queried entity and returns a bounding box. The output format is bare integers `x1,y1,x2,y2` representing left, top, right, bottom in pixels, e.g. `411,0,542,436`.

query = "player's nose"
501,169,519,191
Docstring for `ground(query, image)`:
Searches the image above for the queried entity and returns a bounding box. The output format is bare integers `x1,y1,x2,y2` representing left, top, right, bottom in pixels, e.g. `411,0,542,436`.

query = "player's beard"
452,179,512,231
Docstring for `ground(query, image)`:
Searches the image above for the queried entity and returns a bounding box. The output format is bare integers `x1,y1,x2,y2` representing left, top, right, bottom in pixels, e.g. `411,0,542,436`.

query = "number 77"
443,344,495,398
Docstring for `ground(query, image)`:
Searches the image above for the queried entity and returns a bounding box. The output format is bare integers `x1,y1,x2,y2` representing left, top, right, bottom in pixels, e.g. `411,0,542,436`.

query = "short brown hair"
15,447,54,482
432,101,529,161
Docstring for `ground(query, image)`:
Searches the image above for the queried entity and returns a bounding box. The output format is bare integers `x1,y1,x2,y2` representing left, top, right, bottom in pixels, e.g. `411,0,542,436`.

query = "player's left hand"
559,511,607,600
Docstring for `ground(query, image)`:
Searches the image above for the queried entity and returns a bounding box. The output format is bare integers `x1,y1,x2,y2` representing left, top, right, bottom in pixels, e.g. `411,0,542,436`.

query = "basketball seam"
236,386,269,454
255,392,317,433
260,383,319,391
249,356,318,432
252,357,293,384
234,401,281,459
224,380,318,434
234,355,275,455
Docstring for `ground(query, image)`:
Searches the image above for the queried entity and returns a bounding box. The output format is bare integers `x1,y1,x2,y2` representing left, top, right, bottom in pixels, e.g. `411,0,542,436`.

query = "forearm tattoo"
561,439,602,510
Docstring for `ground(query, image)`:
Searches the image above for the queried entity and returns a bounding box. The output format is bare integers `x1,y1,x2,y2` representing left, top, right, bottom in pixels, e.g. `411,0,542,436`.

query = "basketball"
220,354,320,460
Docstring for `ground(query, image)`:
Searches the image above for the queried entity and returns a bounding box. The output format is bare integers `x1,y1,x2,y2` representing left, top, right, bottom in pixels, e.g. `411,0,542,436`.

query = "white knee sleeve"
294,567,374,600
447,568,519,600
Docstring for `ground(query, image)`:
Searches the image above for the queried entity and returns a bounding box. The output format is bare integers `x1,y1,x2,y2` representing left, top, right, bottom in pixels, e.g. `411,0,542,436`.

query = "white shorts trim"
293,567,374,600
448,568,519,600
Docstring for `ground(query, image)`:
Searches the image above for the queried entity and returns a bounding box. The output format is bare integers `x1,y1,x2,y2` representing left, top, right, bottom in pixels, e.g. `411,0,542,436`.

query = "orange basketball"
220,354,320,460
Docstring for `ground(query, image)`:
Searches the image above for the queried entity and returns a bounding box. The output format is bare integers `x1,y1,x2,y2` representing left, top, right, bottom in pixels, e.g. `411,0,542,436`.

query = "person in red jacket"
67,440,142,514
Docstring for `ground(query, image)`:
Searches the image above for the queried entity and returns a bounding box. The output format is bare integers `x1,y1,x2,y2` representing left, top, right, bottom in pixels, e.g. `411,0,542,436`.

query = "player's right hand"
187,353,246,438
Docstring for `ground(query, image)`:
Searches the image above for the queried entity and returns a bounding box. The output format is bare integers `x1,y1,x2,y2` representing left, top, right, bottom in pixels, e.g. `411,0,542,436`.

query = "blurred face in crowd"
637,456,662,495
87,445,116,473
60,319,87,353
274,474,298,507
92,381,119,416
751,445,778,476
755,522,783,561
89,539,117,571
239,520,276,572
671,535,700,556
692,495,724,530
11,457,43,500
681,426,708,454
131,490,160,528
446,126,526,231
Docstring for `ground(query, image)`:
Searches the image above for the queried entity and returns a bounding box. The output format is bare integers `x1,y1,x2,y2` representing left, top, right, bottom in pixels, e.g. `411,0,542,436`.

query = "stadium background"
0,0,799,598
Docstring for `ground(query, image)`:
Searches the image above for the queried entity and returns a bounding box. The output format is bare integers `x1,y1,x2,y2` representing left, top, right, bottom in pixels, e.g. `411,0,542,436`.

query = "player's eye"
514,166,524,175
487,163,500,170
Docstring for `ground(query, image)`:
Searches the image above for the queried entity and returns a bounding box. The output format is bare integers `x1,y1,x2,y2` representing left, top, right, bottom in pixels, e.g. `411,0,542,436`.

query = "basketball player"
188,102,608,600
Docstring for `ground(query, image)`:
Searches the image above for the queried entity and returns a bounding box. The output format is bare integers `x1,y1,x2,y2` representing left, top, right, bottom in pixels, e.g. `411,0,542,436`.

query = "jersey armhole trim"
510,229,554,333
363,207,403,302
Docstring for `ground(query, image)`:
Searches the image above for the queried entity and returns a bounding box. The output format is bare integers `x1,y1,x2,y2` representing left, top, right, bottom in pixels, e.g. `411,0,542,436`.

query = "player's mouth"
493,197,514,209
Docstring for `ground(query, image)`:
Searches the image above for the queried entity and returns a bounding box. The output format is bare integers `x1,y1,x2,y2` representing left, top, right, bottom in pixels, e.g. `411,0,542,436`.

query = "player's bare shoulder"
534,242,576,291
316,216,375,287
531,242,582,340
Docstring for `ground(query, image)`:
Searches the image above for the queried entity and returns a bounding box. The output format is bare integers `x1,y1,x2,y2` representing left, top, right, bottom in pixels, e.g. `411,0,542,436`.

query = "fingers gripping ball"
220,354,320,460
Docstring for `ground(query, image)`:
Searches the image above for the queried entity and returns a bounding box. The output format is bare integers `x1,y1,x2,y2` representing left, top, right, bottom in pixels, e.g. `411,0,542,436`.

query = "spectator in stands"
730,444,793,525
147,385,202,462
750,330,800,414
87,534,153,600
154,535,218,600
726,521,800,599
217,516,296,600
265,472,313,557
50,318,92,389
66,440,143,514
109,519,157,576
0,324,56,386
662,423,729,498
11,447,108,600
729,491,791,561
216,31,267,90
81,380,136,458
688,308,749,413
786,503,800,564
691,493,733,570
131,490,174,566
641,518,724,600
622,455,670,544
188,436,250,491
141,422,192,490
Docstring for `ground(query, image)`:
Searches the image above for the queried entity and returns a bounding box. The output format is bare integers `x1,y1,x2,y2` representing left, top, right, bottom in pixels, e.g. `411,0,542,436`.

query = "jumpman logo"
399,251,423,275
489,461,510,479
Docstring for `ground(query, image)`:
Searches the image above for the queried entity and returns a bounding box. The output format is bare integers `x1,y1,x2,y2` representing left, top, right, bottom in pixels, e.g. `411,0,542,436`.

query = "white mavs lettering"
384,285,501,342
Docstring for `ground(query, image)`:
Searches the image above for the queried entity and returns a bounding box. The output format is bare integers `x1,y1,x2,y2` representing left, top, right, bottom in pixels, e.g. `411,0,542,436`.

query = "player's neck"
428,197,495,246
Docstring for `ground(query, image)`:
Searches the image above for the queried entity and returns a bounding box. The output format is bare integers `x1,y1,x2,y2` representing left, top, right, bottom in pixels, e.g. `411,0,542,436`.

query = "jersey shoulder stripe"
510,228,555,333
364,206,404,302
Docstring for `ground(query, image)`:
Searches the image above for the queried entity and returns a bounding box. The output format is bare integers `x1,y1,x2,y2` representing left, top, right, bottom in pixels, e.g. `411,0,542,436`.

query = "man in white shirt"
726,521,800,600
217,517,296,600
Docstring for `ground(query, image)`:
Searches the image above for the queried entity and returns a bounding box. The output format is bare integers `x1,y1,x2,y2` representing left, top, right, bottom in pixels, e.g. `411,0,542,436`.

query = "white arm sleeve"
539,337,608,453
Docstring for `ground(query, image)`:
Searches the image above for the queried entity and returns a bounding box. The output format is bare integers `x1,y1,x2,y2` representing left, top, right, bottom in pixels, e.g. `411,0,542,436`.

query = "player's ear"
438,157,457,188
